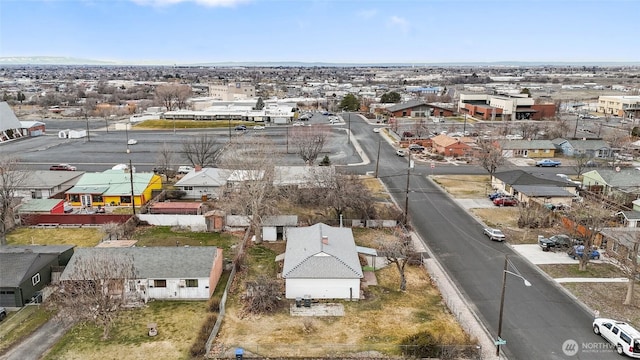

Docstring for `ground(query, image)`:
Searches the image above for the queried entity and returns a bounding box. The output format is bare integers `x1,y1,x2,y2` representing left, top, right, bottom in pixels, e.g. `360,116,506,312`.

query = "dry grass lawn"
563,283,640,328
7,228,103,247
43,301,207,360
214,266,473,358
0,306,53,354
431,175,490,198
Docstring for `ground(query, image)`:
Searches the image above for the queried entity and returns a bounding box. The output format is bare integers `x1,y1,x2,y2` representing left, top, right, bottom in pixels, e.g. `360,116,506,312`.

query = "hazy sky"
1,0,638,64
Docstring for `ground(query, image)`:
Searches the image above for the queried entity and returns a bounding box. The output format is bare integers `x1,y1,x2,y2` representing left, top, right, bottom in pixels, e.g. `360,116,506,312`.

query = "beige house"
597,95,640,118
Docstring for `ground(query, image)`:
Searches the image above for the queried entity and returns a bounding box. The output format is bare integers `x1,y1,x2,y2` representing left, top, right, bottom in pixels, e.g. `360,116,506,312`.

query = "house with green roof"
65,169,162,208
582,169,640,202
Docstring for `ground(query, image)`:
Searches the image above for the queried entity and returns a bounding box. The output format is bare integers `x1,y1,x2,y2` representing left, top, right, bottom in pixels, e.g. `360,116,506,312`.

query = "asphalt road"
345,115,619,359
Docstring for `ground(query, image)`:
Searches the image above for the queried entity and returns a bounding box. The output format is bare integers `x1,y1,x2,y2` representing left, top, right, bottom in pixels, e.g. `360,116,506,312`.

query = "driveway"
0,319,70,360
511,244,604,265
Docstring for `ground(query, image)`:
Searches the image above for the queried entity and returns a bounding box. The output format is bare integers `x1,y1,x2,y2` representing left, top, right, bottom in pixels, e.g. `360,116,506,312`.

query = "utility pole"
129,159,136,215
374,139,381,178
403,153,412,225
85,111,90,142
573,115,579,138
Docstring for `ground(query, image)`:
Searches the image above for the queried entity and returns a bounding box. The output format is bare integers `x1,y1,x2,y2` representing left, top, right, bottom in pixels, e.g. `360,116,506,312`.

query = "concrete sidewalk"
555,277,629,283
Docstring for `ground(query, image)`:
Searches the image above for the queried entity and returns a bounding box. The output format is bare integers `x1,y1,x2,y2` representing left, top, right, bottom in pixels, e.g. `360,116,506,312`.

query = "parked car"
396,149,407,157
49,163,76,171
402,131,415,138
373,128,382,133
493,197,518,206
127,138,138,145
538,234,575,252
488,191,506,201
153,167,176,177
505,134,524,140
535,159,562,167
568,245,601,260
234,125,247,131
616,153,634,161
593,318,640,357
253,125,265,130
408,144,425,152
292,122,304,126
483,228,506,242
177,165,194,174
0,306,6,321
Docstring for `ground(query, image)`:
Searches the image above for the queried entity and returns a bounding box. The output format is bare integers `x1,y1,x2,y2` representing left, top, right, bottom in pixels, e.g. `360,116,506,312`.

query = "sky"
1,0,639,65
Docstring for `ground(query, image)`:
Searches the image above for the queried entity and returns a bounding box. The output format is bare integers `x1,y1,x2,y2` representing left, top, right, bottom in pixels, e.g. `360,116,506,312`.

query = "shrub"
207,298,220,313
189,313,218,358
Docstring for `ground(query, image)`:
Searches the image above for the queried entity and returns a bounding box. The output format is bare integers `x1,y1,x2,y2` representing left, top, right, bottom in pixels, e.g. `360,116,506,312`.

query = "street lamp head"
523,279,532,287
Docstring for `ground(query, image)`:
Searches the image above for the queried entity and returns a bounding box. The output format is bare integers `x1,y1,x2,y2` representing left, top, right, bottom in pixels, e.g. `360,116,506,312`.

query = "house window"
32,273,41,286
544,149,550,153
69,194,80,202
154,280,167,288
183,186,193,191
185,279,198,287
120,196,132,204
92,195,103,203
31,190,43,199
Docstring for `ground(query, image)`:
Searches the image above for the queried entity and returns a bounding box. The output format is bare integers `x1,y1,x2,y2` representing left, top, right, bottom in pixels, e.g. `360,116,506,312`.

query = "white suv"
593,318,640,357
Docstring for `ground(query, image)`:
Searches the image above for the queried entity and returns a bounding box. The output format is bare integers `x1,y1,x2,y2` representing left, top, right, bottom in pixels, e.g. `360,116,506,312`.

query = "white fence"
138,214,207,231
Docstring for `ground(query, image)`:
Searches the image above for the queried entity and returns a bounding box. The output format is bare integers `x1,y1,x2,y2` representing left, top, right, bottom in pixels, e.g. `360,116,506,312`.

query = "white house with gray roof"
282,223,363,300
60,247,223,302
174,167,232,200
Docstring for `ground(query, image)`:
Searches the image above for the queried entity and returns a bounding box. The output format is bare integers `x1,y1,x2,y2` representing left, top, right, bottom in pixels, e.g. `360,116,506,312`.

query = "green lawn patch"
7,228,103,247
135,119,252,130
132,226,240,252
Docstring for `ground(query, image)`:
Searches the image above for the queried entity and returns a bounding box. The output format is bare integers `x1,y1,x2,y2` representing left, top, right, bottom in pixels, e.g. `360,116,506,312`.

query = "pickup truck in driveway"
538,234,575,251
0,306,6,321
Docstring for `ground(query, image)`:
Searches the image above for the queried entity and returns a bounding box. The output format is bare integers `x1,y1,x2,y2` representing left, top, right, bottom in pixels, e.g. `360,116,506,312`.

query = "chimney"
321,236,329,245
195,165,202,172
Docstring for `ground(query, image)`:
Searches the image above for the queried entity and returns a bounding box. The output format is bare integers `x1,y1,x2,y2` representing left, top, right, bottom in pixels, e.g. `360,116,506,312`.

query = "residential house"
552,138,611,158
598,227,640,267
174,167,232,200
0,245,75,307
582,169,640,201
497,139,556,158
617,211,640,228
282,223,363,300
430,134,471,157
12,170,84,200
60,247,224,302
65,169,162,208
492,170,578,206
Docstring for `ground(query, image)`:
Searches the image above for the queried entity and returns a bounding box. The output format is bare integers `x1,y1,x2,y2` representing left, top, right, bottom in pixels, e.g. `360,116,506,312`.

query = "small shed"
262,215,298,241
17,199,66,214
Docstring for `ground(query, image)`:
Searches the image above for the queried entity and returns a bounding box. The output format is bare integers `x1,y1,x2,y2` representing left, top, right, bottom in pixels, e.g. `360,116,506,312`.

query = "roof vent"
321,236,328,245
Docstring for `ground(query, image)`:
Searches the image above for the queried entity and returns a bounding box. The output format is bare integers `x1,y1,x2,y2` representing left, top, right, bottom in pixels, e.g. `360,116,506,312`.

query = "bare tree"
100,222,122,241
299,171,376,221
412,118,429,138
605,229,640,305
45,252,137,339
242,275,283,314
181,134,221,167
476,139,505,177
573,153,594,176
156,142,176,171
217,136,281,243
567,202,614,271
155,84,192,112
289,124,330,165
0,157,27,246
377,228,418,291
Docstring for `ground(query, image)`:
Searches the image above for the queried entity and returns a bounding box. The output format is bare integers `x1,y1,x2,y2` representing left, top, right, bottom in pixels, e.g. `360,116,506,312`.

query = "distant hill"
1,56,639,67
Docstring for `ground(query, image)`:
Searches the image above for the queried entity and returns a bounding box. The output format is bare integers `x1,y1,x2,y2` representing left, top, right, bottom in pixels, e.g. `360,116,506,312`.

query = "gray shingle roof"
493,170,569,186
283,223,363,279
60,247,219,280
511,184,574,197
0,253,59,287
386,100,428,112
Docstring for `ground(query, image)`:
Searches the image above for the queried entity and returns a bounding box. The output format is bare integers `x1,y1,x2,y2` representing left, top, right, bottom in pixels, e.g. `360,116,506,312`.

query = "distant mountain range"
1,56,640,67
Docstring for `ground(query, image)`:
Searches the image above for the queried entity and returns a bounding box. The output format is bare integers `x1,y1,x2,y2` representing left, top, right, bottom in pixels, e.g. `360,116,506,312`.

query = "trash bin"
303,295,311,308
235,347,244,360
295,297,302,307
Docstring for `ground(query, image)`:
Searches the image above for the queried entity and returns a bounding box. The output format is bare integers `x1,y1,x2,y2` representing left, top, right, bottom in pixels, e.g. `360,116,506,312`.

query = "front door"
81,195,92,207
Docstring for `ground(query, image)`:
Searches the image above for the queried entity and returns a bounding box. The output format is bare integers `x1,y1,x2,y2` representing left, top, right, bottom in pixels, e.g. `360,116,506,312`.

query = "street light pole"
496,255,532,357
129,158,136,215
85,112,90,142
